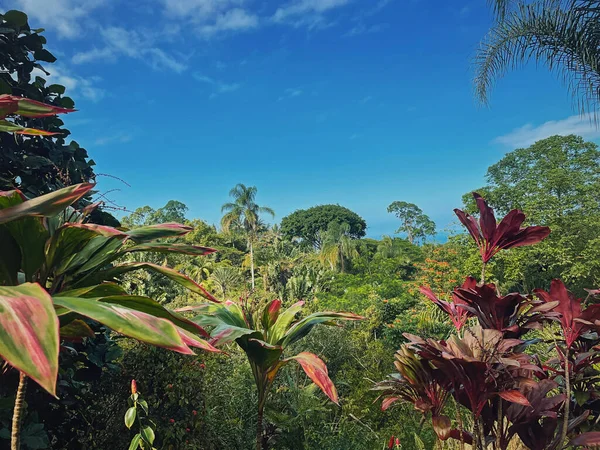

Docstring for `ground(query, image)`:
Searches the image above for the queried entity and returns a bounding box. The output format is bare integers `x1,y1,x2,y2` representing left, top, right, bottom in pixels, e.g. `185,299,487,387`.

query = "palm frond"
476,0,600,116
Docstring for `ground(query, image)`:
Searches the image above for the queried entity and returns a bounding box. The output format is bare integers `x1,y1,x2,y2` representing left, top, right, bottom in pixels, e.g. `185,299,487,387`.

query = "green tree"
476,0,600,113
280,205,367,248
319,222,359,273
387,201,436,244
221,184,275,290
464,134,600,293
122,201,188,228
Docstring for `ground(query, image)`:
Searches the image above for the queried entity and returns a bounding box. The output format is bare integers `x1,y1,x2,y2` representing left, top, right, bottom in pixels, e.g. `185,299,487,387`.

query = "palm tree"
476,0,600,114
210,266,242,297
221,184,275,289
318,222,359,273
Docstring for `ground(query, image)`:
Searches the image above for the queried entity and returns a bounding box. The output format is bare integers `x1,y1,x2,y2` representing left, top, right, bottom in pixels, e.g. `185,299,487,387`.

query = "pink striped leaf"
122,243,217,256
0,183,94,225
0,283,59,396
53,296,195,355
0,94,76,118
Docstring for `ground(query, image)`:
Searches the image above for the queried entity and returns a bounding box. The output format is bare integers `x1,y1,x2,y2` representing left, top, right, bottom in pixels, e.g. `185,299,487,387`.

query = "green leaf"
48,84,66,95
60,97,75,109
85,262,218,302
0,283,59,396
122,243,216,256
0,225,20,285
98,295,209,337
245,338,283,369
280,311,363,347
269,300,304,344
53,296,194,355
0,184,94,225
4,10,28,27
138,400,148,414
59,318,95,341
124,406,136,429
140,426,155,445
0,78,12,95
125,223,192,243
128,434,141,450
34,49,56,63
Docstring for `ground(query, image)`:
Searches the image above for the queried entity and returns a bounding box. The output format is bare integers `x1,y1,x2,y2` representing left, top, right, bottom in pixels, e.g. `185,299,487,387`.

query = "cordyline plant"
182,297,362,450
0,183,221,450
376,193,600,449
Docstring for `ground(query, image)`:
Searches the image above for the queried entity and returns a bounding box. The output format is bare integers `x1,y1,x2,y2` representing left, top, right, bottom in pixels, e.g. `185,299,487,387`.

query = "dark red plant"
454,193,550,263
420,277,476,330
452,279,527,335
535,280,600,348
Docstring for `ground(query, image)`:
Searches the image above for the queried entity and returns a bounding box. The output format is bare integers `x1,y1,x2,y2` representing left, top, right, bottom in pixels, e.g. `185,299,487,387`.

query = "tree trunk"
256,403,264,450
250,240,255,290
11,372,27,450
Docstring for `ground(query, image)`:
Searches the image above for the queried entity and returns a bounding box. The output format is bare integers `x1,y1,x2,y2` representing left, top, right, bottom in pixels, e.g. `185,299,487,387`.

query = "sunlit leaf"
0,283,59,396
288,352,339,405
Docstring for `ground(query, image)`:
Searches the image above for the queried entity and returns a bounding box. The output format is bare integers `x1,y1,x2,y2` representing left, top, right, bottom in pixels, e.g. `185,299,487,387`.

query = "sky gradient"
3,0,599,237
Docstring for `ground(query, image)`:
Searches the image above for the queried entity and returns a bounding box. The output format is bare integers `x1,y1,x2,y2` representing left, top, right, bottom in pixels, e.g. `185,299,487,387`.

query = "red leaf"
381,396,400,411
570,432,600,447
290,352,338,405
0,94,76,118
499,390,531,406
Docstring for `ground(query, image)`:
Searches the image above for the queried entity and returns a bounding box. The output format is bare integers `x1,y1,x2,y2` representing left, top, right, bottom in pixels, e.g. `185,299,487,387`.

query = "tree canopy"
387,201,436,244
0,11,96,197
280,204,367,248
463,134,600,293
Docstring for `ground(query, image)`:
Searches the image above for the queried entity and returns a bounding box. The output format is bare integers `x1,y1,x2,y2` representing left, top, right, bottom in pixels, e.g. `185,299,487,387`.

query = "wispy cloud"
278,87,303,101
193,73,241,97
360,95,373,104
494,114,600,147
72,27,187,73
344,22,388,37
273,0,350,29
162,0,258,38
10,0,104,39
31,65,105,102
94,131,134,146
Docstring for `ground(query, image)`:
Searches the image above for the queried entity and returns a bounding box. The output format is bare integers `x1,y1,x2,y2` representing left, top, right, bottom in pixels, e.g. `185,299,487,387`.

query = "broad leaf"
245,338,283,369
125,407,136,429
122,243,217,256
0,119,57,135
499,390,531,406
570,431,600,447
289,352,339,404
53,296,194,355
0,183,94,225
125,223,192,243
0,283,59,396
97,295,209,337
268,300,303,344
280,311,363,347
82,262,219,302
59,319,95,341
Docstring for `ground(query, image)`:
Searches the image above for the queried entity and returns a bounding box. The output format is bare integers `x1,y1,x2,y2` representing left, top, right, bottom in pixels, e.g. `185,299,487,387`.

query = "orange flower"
131,379,137,395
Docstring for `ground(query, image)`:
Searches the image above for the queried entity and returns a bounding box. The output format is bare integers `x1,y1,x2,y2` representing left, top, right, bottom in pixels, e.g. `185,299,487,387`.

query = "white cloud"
9,0,104,38
94,131,133,146
72,27,187,73
162,0,258,37
494,114,600,148
197,8,259,37
272,0,350,29
193,73,241,96
278,87,303,101
31,65,105,102
344,22,388,37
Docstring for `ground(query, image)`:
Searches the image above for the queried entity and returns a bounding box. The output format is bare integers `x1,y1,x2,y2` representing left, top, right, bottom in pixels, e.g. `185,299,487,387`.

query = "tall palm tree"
221,184,275,289
476,0,600,114
318,222,359,273
210,266,242,297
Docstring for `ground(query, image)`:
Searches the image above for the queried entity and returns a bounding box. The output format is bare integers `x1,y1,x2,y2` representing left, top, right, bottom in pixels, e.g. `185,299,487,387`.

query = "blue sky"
4,0,599,237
